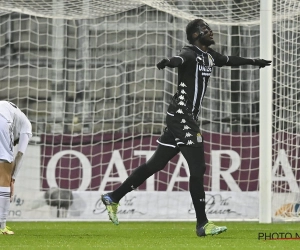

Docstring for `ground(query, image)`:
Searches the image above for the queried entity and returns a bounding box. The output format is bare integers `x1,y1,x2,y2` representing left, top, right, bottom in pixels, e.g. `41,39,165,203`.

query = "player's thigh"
147,144,179,172
0,162,13,187
179,144,206,177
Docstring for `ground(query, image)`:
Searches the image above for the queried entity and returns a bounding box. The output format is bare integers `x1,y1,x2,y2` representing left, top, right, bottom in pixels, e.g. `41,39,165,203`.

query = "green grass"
1,222,300,249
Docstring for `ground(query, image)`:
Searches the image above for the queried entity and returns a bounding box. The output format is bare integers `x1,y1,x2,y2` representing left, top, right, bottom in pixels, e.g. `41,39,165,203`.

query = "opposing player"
101,19,271,237
0,101,32,235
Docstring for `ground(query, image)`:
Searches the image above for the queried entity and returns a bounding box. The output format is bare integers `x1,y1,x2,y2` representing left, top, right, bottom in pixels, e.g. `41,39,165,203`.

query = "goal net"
272,0,300,221
0,0,299,222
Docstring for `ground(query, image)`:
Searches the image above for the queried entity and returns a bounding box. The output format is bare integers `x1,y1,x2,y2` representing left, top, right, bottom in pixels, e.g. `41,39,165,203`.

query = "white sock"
0,186,10,230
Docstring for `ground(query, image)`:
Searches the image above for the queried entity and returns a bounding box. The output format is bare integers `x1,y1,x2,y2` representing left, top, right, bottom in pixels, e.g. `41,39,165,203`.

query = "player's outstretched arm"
156,57,183,69
251,59,272,68
226,56,271,68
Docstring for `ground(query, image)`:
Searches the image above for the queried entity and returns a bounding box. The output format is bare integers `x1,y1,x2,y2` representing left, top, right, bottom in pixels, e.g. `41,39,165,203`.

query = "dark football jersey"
174,45,229,120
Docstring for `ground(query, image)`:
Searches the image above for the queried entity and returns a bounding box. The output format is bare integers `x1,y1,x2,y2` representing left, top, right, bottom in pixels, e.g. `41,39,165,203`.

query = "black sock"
190,176,208,225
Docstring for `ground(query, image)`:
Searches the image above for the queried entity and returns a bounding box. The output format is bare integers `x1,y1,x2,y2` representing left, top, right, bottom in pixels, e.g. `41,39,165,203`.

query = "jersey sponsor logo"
180,119,186,123
185,132,193,138
186,140,194,145
179,82,187,87
176,109,184,114
198,64,212,73
183,125,191,130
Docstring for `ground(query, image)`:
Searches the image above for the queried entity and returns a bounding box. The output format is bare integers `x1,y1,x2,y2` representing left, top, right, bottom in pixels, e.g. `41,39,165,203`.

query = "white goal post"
0,0,299,223
259,0,273,224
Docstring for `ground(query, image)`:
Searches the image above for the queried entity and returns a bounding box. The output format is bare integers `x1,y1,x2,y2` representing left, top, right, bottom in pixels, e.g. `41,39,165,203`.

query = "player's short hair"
186,19,206,44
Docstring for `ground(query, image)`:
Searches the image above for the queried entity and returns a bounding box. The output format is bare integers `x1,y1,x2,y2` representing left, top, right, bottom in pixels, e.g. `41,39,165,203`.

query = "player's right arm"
156,56,184,69
156,47,194,70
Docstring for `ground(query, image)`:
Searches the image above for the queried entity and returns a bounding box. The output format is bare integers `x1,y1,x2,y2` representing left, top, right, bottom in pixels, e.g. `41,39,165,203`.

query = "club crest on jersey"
197,133,202,142
176,109,184,114
179,82,187,87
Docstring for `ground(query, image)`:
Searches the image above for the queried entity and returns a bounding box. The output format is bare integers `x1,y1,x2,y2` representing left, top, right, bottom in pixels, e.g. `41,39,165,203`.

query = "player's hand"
253,59,272,68
156,58,170,70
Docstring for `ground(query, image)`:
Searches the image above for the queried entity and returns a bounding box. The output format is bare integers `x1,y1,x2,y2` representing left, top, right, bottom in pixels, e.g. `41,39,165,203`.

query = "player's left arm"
208,48,271,68
11,133,31,181
226,56,272,68
10,133,29,201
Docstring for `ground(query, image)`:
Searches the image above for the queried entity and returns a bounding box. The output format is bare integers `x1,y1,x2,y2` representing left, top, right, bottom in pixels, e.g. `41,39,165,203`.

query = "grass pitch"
1,222,300,249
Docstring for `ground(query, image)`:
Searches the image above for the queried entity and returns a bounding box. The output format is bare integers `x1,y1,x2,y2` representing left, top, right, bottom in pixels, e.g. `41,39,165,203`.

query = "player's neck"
193,42,208,52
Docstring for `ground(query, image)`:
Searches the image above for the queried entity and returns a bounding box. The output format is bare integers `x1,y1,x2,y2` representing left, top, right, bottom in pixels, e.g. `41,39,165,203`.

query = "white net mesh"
0,0,299,221
0,0,264,24
272,0,300,221
0,0,143,19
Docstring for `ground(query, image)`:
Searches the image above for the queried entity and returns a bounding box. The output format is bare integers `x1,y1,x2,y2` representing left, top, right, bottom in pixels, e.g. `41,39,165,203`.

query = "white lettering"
272,149,298,192
134,151,155,191
198,65,212,72
99,150,129,192
47,150,92,191
43,147,298,193
211,150,241,192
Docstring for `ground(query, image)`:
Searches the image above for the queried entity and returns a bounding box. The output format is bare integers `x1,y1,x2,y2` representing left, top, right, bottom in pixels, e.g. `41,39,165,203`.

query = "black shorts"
157,101,203,148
